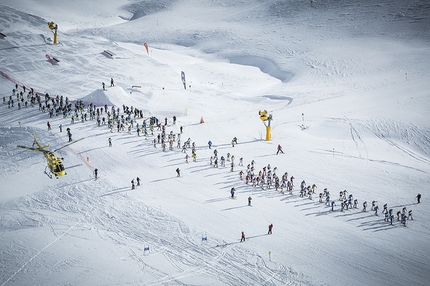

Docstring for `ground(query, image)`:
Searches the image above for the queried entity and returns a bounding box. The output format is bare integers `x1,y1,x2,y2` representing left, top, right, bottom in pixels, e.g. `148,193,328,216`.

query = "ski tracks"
368,118,430,166
344,116,368,160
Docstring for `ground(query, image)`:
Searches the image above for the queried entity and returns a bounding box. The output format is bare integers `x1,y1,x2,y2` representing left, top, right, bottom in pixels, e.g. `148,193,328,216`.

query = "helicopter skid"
44,166,53,179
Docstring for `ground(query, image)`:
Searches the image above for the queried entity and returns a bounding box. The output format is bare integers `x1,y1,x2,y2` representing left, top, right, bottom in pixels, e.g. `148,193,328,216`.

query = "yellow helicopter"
17,132,83,178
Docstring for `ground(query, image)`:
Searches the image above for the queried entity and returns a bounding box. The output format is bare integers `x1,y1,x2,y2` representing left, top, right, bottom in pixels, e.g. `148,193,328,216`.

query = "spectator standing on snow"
417,193,421,204
110,78,114,87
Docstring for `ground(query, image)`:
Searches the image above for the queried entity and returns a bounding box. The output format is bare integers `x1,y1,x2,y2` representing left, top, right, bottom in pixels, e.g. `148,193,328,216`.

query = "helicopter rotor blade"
53,137,85,152
16,145,48,152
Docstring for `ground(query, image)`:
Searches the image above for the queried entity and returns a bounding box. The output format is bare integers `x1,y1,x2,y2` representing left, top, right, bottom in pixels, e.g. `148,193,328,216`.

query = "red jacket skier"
268,224,273,234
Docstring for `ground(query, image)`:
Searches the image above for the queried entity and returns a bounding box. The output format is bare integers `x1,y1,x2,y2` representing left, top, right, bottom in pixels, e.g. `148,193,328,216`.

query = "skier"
220,156,225,167
136,177,141,186
110,77,114,87
384,210,390,222
371,201,377,211
131,179,135,190
232,137,238,147
208,140,212,149
47,121,51,131
230,187,235,199
331,200,336,211
363,201,367,212
176,168,181,177
268,224,273,235
94,168,98,179
248,196,252,206
276,144,284,154
108,137,112,147
401,213,407,227
408,210,413,220
59,124,62,132
325,195,330,206
240,231,245,242
353,199,358,209
417,193,421,204
173,115,176,125
67,129,72,142
102,82,106,90
374,205,379,216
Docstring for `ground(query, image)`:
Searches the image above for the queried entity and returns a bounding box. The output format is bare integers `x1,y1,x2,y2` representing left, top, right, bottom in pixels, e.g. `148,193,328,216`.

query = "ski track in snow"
344,116,368,160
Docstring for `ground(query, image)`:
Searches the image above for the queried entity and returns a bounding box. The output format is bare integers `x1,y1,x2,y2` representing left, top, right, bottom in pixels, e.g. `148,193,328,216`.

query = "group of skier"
6,82,181,187
7,81,422,245
240,223,273,242
233,157,420,229
131,177,141,189
209,149,238,172
239,160,294,196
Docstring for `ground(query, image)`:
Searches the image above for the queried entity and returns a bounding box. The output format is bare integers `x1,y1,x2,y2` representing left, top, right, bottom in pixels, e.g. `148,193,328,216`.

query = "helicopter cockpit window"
54,164,65,173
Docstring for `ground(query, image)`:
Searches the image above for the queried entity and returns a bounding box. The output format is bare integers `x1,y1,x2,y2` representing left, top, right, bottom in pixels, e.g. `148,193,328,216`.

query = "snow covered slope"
1,1,429,285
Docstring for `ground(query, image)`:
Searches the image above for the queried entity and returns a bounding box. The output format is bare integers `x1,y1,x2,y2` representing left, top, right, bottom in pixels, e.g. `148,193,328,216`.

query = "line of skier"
233,157,420,228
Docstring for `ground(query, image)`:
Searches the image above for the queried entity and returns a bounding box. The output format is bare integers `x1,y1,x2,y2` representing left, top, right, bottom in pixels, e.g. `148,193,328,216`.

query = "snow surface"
1,0,430,285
